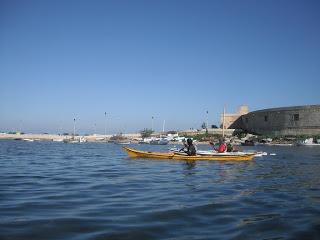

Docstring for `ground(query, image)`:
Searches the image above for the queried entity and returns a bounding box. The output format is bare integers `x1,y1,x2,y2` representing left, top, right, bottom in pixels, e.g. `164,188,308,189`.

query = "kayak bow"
123,147,174,159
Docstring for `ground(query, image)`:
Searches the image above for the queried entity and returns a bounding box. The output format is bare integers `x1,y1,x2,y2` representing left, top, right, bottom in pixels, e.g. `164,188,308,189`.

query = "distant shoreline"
0,133,136,141
0,133,215,145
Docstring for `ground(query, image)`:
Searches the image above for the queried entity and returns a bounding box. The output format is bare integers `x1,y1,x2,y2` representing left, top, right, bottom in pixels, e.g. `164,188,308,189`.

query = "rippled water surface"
1,140,320,240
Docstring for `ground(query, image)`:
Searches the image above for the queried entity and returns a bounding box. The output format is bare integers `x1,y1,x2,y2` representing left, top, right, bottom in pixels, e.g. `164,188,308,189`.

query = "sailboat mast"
162,120,165,132
222,106,225,138
73,118,76,138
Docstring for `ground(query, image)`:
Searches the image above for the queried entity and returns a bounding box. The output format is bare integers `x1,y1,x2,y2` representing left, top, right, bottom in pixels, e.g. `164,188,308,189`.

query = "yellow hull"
123,147,174,159
172,152,254,161
123,147,254,161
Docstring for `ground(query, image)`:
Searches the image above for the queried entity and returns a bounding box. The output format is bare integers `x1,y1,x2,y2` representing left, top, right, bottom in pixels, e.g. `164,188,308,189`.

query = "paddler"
226,139,238,152
210,138,227,153
180,138,197,156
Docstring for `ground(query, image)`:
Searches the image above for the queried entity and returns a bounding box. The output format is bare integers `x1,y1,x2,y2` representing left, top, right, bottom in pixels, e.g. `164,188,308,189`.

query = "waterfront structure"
179,128,235,136
239,105,320,136
220,105,249,129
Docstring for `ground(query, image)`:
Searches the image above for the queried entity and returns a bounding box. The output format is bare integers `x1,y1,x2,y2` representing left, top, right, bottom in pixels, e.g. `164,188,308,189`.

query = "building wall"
221,105,249,129
179,128,235,136
240,105,320,136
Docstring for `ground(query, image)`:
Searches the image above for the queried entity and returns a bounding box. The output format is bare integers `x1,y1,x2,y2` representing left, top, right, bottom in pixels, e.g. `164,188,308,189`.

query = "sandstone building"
220,105,249,129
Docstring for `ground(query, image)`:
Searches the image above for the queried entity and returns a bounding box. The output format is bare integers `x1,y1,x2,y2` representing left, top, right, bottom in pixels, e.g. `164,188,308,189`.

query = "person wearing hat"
180,138,197,156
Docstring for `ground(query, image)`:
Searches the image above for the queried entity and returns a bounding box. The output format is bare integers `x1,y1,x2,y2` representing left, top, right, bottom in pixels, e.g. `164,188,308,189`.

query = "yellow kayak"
123,147,254,161
172,152,254,161
123,147,174,159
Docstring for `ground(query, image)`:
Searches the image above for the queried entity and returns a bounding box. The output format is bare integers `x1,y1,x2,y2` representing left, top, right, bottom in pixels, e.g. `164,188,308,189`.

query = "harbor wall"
179,128,236,136
240,105,320,136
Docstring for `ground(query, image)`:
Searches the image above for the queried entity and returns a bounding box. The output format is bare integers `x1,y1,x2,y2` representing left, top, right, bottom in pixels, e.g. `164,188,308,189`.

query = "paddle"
179,139,188,152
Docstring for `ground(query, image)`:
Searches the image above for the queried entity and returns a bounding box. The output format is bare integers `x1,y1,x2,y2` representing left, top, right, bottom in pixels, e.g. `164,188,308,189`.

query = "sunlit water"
1,140,320,240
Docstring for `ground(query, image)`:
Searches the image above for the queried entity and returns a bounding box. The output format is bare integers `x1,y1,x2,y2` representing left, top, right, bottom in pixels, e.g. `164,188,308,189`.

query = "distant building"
240,105,320,136
221,105,249,129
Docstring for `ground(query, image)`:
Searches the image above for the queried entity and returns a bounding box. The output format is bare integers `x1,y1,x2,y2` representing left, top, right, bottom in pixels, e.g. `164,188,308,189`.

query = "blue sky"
1,0,319,134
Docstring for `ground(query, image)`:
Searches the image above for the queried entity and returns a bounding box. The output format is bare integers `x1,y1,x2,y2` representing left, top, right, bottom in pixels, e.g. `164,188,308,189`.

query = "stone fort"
226,105,320,136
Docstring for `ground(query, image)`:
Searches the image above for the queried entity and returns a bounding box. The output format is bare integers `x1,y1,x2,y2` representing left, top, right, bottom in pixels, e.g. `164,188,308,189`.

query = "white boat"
23,138,34,142
63,137,87,143
114,140,131,145
297,138,320,146
150,138,169,145
63,139,79,143
139,138,152,144
95,137,106,141
172,137,187,142
53,139,64,142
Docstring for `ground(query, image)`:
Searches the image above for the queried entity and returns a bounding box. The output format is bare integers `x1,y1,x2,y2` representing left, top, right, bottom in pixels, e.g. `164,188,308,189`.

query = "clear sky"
1,0,319,134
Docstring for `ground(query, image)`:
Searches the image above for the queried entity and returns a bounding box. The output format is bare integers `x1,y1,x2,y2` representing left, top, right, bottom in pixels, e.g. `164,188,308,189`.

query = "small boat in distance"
114,140,131,145
149,138,169,145
23,138,34,142
296,138,320,146
63,136,87,143
53,138,64,142
63,139,79,143
241,140,255,146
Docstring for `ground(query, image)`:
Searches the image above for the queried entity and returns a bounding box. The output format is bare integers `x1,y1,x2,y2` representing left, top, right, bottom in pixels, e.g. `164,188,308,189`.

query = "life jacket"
217,143,227,153
227,143,233,152
187,145,197,156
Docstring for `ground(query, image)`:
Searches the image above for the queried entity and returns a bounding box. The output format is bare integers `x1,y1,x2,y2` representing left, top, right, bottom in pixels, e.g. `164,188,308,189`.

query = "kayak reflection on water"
185,160,196,170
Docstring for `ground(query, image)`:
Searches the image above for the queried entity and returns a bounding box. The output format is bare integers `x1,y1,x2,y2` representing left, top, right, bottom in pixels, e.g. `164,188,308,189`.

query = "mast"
73,118,76,139
206,110,209,132
104,112,107,142
222,106,225,138
162,120,165,133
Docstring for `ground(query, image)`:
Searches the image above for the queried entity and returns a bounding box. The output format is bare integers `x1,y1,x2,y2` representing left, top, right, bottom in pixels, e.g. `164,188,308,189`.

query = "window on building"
294,114,299,121
245,118,248,123
264,116,268,122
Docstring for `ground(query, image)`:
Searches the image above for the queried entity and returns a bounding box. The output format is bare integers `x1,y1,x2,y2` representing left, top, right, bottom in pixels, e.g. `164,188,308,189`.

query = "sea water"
0,140,320,239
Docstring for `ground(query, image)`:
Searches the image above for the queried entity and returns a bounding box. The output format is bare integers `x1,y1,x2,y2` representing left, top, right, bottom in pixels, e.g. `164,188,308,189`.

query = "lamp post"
104,112,107,141
206,110,209,132
151,116,154,132
73,118,76,138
